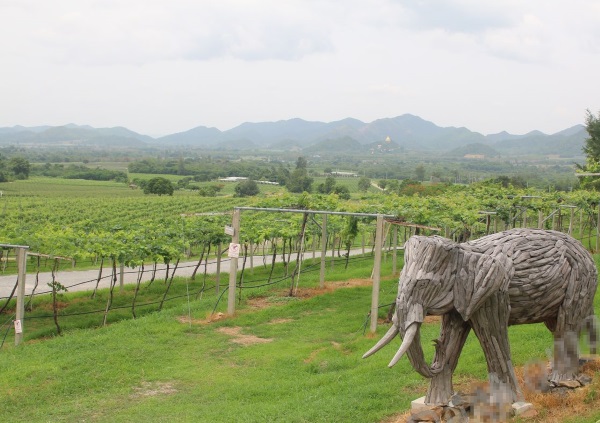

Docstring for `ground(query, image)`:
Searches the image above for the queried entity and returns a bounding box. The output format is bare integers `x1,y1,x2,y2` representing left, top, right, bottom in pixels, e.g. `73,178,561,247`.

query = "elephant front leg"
425,310,471,405
470,292,524,404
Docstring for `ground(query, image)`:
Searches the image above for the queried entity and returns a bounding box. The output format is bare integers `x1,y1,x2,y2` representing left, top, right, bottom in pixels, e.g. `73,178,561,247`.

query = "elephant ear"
452,250,511,321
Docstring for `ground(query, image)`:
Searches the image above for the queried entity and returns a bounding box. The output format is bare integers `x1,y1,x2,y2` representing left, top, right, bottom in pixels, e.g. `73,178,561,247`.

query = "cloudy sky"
2,1,600,137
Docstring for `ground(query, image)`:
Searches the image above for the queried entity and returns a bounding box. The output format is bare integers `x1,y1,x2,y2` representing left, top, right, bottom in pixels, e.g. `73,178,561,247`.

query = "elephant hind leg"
549,305,585,383
544,317,578,381
550,330,579,382
584,315,598,355
470,292,523,404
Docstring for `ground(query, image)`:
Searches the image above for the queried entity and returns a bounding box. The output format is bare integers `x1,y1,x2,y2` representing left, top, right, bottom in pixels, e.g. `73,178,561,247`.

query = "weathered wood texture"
369,228,598,406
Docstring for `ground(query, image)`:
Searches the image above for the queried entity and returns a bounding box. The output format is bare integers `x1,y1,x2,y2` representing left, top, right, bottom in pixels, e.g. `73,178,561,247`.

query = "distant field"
75,161,130,172
0,175,286,199
129,172,187,182
0,177,138,198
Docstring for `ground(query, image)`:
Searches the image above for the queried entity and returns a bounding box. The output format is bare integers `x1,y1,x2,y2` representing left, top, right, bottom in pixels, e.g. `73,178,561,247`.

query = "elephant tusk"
388,323,418,368
362,324,399,359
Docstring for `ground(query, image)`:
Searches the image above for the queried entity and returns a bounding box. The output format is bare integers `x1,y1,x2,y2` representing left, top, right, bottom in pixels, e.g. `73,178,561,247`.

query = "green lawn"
1,253,599,422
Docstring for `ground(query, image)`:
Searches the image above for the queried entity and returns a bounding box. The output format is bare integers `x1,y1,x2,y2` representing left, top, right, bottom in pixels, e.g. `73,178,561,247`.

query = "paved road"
0,248,375,298
0,258,227,299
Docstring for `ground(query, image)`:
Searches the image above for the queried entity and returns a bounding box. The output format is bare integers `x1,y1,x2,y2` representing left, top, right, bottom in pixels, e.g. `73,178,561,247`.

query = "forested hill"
0,116,587,157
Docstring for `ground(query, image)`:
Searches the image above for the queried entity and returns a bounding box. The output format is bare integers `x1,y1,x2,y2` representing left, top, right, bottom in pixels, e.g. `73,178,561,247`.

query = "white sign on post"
228,243,240,258
224,225,235,236
14,319,22,334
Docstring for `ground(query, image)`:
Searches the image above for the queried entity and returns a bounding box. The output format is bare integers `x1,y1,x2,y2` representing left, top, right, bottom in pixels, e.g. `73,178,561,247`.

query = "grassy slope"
1,282,414,422
2,260,599,422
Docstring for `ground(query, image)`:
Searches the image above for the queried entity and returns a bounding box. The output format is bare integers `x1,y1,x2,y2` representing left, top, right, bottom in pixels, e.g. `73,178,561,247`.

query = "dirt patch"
286,279,373,299
217,326,273,346
131,381,177,398
176,315,207,325
37,301,69,312
176,311,227,325
247,297,276,309
513,357,600,423
175,278,373,326
268,318,293,325
304,347,326,364
304,342,350,364
382,358,600,423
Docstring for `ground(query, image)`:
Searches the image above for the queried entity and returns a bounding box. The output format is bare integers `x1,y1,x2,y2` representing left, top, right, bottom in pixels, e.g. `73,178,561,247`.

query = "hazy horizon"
2,1,599,138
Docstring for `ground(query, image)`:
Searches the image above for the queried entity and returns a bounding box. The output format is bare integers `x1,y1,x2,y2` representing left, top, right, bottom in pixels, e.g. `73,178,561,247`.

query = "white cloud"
1,0,600,135
399,0,515,33
1,0,334,66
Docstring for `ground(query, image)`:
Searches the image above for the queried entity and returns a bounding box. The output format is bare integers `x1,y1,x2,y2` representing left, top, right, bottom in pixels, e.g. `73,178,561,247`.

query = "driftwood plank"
370,228,598,407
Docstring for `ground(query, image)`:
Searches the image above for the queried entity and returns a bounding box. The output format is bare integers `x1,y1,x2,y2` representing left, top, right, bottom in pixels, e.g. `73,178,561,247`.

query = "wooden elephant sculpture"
364,228,598,405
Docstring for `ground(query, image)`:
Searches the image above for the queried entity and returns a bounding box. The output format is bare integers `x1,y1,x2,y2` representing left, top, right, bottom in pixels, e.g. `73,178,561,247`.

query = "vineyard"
2,178,600,269
2,177,600,342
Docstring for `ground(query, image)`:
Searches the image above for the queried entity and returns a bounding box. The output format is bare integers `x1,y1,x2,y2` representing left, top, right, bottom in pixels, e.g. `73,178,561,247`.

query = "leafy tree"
275,164,291,186
583,109,600,162
577,110,600,190
176,177,193,189
9,157,30,179
358,176,371,192
234,179,260,197
415,164,426,182
317,176,336,194
198,184,223,197
296,156,308,169
286,156,313,193
143,177,174,196
333,185,351,200
486,175,527,189
385,179,400,192
177,157,186,175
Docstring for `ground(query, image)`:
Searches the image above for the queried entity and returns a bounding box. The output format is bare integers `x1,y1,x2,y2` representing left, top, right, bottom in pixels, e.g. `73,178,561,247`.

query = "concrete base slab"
512,401,534,416
411,396,432,413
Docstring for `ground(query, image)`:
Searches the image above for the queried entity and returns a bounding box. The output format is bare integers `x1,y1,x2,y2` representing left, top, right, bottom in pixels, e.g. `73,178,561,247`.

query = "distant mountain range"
0,114,588,157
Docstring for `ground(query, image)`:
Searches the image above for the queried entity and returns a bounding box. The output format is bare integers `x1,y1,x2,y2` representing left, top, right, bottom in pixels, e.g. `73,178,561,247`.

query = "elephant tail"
583,315,599,355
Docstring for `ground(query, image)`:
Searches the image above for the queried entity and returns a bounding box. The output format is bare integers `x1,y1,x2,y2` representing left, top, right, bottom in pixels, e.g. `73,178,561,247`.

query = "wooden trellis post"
392,225,398,274
227,208,241,316
362,232,366,255
370,214,384,333
216,242,222,294
249,240,254,272
320,214,327,288
330,231,335,269
11,245,29,346
119,262,125,292
568,207,575,235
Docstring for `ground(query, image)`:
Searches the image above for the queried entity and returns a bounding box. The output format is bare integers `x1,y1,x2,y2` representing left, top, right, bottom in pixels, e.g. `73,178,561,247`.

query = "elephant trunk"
363,303,439,378
395,302,439,378
405,325,437,378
